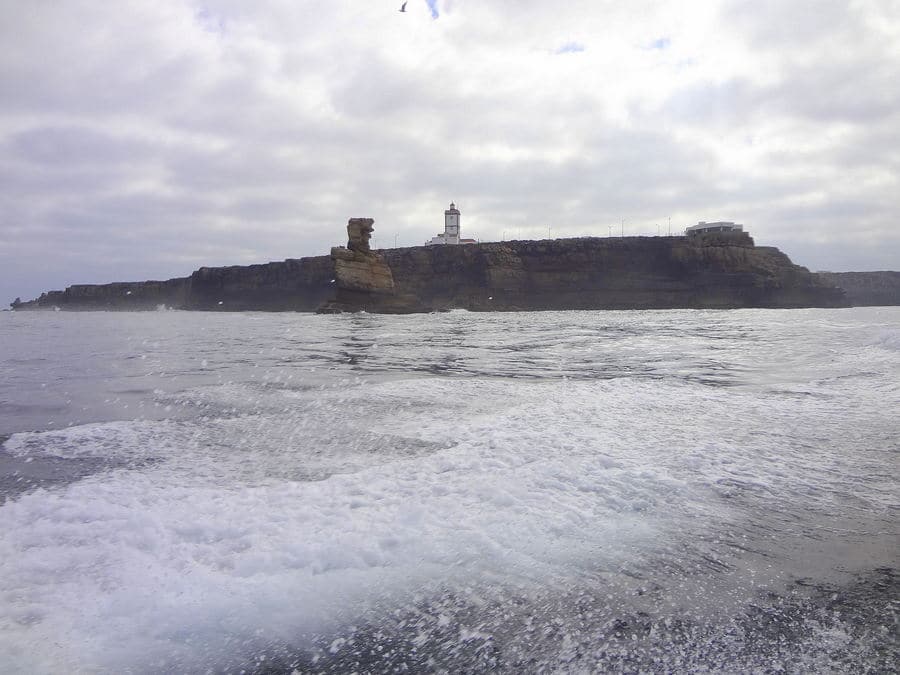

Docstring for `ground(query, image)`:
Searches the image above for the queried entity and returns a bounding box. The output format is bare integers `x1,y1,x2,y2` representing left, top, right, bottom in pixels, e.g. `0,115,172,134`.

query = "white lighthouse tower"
426,202,476,246
444,202,460,244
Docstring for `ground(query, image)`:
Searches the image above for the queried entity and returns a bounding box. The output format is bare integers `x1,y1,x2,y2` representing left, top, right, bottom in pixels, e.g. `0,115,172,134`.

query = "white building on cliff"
685,221,744,236
426,203,477,246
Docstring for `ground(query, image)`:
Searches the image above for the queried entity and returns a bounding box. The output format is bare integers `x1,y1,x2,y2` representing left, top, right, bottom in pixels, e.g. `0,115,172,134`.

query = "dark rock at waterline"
12,230,854,313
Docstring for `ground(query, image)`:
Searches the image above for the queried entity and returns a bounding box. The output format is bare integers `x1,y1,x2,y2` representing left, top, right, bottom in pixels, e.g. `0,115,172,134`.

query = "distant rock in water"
12,224,858,313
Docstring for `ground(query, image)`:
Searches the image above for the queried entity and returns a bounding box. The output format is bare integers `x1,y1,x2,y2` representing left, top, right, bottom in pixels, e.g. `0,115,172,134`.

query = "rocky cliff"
185,257,333,311
12,257,333,312
326,231,847,312
817,271,900,307
12,231,850,313
12,278,191,311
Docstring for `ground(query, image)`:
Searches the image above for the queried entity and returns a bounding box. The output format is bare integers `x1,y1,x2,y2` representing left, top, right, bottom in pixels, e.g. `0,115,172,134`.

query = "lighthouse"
426,202,477,246
444,202,460,244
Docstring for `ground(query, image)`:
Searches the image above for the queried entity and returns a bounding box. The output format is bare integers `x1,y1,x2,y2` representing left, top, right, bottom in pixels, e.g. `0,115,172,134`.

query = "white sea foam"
872,327,900,351
0,402,653,668
0,308,897,672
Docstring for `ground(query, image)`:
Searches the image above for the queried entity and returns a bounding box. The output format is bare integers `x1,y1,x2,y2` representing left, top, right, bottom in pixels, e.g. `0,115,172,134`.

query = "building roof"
685,221,743,233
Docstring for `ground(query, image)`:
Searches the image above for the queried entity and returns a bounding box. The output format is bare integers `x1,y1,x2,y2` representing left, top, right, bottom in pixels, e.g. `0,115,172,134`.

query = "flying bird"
399,2,407,11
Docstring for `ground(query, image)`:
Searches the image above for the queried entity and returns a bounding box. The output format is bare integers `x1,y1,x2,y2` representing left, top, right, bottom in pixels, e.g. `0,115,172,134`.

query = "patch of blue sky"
555,42,585,54
648,37,671,50
425,0,439,19
195,8,226,33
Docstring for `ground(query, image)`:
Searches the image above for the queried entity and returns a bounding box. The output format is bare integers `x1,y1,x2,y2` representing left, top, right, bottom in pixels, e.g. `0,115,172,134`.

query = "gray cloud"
1,0,898,304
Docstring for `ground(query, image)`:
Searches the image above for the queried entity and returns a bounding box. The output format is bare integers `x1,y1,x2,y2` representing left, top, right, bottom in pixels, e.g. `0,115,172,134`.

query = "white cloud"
2,0,899,302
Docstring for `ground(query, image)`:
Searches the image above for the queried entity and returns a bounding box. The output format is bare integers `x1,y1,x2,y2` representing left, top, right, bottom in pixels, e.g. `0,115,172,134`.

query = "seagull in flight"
399,2,407,11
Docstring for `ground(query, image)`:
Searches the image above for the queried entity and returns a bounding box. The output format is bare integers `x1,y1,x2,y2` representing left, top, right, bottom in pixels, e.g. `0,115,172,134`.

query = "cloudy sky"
2,0,898,303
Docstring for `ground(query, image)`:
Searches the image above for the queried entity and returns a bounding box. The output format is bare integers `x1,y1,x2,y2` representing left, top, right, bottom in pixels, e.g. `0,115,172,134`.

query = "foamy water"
0,308,897,672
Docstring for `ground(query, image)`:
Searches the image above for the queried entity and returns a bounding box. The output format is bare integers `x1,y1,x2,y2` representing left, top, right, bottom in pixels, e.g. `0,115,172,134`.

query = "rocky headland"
817,271,900,307
11,221,862,313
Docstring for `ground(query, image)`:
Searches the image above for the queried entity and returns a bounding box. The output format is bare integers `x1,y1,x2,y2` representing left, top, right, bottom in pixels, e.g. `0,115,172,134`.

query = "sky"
2,0,899,303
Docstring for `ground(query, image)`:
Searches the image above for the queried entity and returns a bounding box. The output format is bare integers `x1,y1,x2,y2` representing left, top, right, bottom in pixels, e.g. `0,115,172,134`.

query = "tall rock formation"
319,218,411,313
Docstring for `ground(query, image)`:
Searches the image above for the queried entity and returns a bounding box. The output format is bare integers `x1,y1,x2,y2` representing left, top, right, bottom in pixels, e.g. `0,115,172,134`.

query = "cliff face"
12,233,849,313
817,271,900,307
185,257,333,311
13,257,334,312
13,278,190,311
330,233,847,312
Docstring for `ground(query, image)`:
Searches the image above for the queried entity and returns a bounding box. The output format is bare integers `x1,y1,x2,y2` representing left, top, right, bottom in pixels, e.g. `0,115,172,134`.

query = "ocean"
0,308,897,673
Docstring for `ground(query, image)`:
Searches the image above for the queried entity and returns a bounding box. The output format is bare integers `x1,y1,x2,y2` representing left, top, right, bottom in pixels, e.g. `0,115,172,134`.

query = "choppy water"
0,308,897,673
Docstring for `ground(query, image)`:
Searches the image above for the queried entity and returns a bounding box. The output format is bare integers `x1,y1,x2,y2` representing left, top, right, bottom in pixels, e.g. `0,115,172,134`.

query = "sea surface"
0,308,897,673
